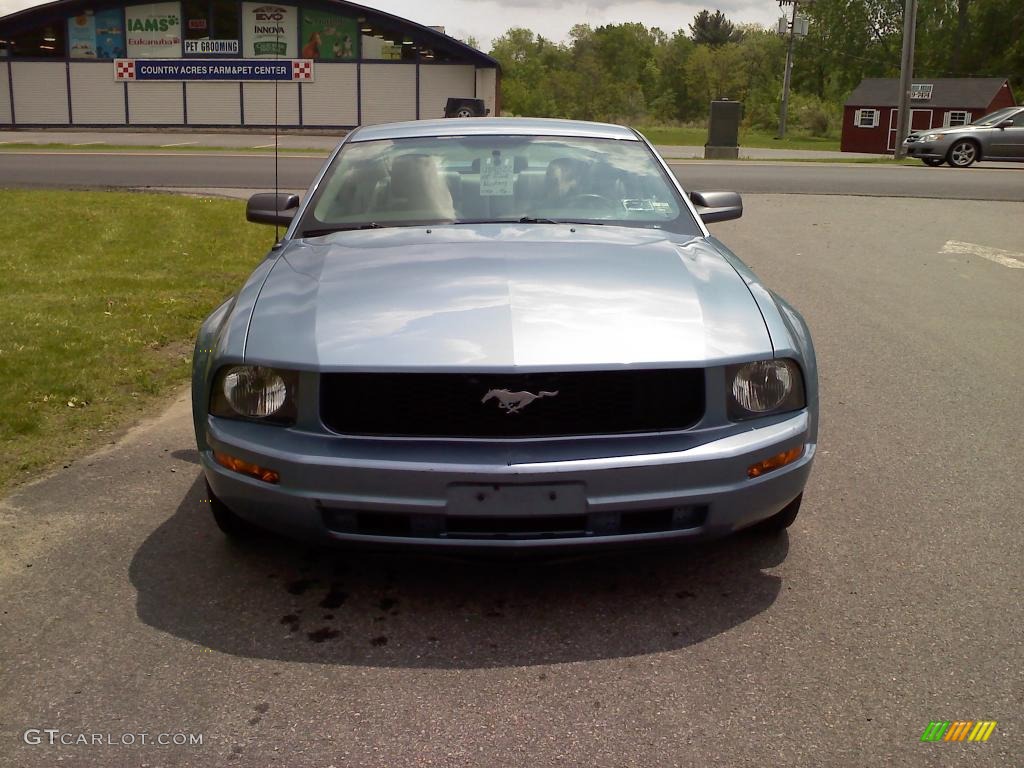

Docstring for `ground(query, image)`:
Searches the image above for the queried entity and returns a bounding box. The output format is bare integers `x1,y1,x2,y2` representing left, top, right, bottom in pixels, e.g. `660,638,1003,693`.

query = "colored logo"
920,721,997,742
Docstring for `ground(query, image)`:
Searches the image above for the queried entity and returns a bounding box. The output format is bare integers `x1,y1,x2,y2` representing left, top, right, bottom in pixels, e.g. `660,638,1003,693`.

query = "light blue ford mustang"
192,117,818,551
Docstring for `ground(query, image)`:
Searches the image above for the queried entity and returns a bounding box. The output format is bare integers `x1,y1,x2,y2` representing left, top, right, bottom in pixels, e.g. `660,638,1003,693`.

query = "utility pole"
893,0,919,159
777,1,810,138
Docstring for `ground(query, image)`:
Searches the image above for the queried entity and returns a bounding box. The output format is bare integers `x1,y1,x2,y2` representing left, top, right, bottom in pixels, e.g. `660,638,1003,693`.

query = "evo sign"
243,3,298,58
114,58,313,81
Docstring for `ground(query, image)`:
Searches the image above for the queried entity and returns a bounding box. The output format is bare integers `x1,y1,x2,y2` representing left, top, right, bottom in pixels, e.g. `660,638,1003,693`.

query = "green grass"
637,125,840,151
0,130,841,153
0,189,275,493
0,142,328,155
749,157,919,164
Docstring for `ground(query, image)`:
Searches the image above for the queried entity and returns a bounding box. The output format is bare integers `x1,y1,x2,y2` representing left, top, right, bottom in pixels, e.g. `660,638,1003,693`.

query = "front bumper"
202,412,815,551
903,140,947,160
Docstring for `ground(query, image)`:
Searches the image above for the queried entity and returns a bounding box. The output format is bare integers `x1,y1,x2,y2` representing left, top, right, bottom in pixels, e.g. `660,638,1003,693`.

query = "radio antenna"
273,25,281,242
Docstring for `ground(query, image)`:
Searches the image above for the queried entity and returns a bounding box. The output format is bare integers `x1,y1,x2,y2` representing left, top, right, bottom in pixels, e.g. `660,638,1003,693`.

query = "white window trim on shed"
944,110,970,127
854,108,880,128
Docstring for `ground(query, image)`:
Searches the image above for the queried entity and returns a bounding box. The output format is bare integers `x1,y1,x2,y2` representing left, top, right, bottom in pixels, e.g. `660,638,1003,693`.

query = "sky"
0,0,782,50
378,0,782,48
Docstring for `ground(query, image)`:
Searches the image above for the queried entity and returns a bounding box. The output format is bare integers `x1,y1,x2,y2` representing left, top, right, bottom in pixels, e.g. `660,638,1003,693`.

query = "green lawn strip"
748,157,920,165
3,128,840,152
0,189,275,493
0,142,918,164
0,142,329,155
666,157,920,165
637,125,840,151
1,129,840,153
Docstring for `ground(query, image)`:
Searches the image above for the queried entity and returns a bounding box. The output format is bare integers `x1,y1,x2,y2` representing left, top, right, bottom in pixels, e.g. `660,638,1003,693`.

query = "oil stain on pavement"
128,478,789,669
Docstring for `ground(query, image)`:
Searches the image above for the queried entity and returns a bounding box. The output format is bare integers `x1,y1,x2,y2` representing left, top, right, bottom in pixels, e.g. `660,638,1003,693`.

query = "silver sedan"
903,106,1024,167
192,118,818,551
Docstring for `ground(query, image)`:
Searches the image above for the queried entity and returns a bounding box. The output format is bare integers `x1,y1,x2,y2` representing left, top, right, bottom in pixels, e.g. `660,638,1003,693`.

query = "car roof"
349,117,640,143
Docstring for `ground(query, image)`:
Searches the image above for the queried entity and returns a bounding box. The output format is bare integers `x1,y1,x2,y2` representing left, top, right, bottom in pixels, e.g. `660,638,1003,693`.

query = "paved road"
1,194,1021,766
0,150,1022,200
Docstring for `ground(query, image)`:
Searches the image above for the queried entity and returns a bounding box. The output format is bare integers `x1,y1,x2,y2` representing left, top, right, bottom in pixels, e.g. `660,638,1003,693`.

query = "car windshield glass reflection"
971,108,1020,126
303,135,698,236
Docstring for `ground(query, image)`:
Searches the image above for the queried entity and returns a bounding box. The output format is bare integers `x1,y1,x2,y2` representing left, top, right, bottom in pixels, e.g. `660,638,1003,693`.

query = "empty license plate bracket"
446,483,587,517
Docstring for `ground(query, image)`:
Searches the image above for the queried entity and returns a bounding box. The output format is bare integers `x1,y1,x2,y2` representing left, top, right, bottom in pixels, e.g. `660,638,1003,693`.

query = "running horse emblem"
481,389,559,414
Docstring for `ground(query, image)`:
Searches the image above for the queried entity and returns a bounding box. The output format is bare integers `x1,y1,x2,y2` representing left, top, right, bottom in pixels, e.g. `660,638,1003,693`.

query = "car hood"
244,224,773,368
911,124,983,138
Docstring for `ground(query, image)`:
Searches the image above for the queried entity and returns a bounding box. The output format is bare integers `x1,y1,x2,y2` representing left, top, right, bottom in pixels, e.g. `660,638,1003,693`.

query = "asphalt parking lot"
1,191,1022,767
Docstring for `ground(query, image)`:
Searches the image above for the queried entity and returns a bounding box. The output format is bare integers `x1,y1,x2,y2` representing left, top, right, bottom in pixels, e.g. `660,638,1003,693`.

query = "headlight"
210,365,298,424
921,133,945,142
727,359,805,419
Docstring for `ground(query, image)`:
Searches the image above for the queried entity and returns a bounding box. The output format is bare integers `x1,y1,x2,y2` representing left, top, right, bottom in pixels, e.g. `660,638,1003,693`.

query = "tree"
734,26,787,129
791,0,899,102
689,10,745,47
684,43,746,105
650,31,696,121
489,28,567,116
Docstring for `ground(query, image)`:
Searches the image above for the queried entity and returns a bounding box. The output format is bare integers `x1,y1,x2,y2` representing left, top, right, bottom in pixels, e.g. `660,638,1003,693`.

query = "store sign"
114,58,313,81
125,2,181,58
184,39,239,54
299,10,358,60
242,3,297,58
68,9,125,59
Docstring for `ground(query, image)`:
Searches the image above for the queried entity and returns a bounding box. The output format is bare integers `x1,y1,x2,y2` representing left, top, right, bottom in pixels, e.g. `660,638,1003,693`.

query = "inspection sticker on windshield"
480,157,514,196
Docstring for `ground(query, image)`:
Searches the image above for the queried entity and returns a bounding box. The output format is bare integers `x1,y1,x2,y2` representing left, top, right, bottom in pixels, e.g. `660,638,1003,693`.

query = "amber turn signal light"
747,446,803,478
214,451,280,484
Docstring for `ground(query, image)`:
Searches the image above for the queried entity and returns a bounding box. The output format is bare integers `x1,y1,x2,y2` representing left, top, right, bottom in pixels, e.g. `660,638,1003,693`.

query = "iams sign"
127,17,178,32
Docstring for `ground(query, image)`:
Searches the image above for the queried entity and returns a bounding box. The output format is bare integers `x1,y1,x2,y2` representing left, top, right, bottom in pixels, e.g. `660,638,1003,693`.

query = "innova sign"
242,3,298,58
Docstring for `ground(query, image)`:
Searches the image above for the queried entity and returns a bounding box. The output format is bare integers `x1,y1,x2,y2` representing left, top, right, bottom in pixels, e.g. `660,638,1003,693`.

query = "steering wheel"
562,193,620,214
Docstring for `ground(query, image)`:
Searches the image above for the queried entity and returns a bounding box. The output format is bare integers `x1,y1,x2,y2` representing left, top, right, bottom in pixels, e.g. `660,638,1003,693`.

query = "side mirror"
996,119,1014,129
690,190,743,224
246,193,300,226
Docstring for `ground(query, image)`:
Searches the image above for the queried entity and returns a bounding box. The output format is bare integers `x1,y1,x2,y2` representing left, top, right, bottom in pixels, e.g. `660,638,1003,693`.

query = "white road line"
941,240,1024,269
73,141,104,146
159,141,198,147
252,143,277,148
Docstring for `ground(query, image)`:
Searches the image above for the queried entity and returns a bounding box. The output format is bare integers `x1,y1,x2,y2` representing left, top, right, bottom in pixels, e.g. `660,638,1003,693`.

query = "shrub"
789,93,841,137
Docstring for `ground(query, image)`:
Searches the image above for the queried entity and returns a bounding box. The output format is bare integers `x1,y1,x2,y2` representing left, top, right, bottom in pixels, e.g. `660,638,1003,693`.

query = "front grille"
320,369,705,438
322,506,709,540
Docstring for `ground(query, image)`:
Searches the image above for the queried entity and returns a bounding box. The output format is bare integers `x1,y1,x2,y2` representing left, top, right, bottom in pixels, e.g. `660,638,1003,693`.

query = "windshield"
301,134,698,236
971,107,1021,126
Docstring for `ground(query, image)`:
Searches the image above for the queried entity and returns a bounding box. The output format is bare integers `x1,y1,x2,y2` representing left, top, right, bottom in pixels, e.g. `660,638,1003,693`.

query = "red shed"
841,77,1016,154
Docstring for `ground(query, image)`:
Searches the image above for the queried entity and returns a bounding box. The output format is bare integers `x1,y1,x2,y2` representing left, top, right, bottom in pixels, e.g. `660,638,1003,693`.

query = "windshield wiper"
302,223,383,236
451,217,605,225
515,217,607,225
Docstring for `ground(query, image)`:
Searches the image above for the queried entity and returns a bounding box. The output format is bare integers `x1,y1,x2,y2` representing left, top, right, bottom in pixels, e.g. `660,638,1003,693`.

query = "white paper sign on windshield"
479,156,514,197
